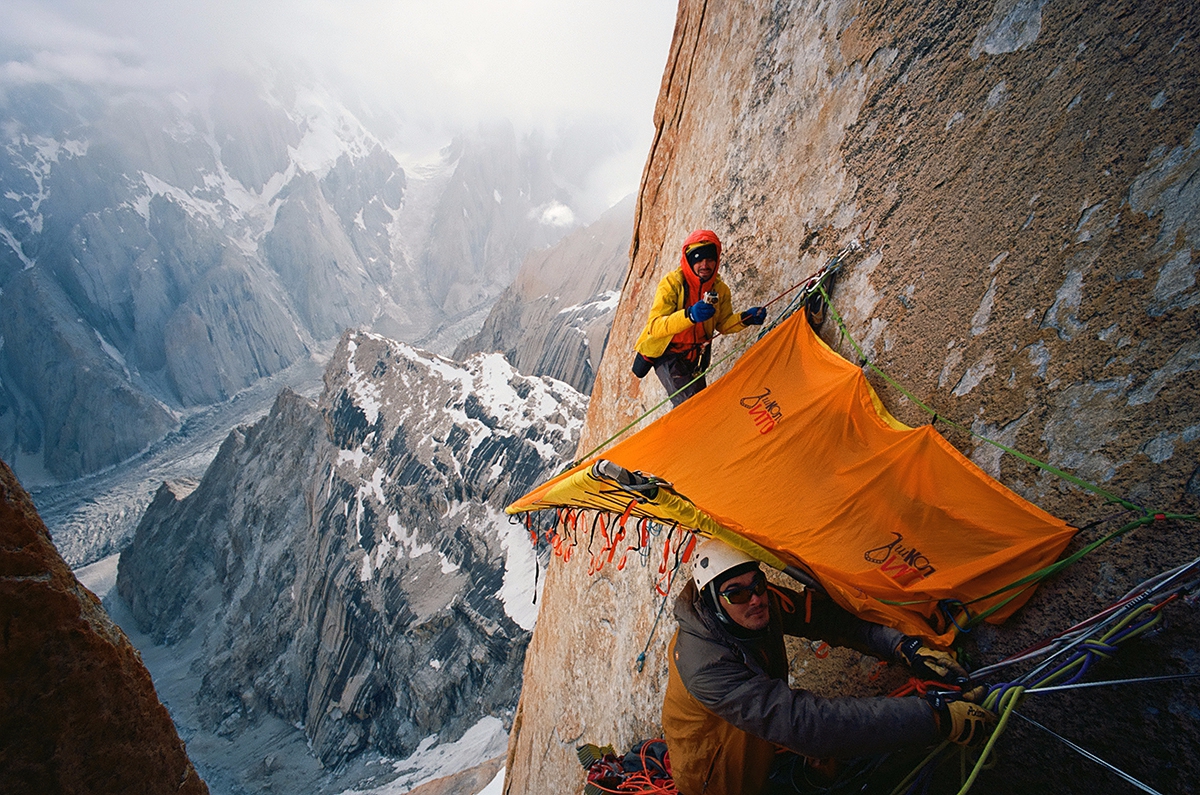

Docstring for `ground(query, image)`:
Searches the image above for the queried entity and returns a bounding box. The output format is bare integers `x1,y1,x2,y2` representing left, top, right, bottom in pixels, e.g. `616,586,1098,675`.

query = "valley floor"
76,555,509,795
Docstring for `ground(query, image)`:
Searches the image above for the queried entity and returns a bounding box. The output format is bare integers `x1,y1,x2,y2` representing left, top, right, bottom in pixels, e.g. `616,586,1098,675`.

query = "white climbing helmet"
692,537,758,591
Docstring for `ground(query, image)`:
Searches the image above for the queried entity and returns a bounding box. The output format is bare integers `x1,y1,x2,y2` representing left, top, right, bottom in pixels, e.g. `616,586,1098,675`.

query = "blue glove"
687,300,716,323
741,307,766,325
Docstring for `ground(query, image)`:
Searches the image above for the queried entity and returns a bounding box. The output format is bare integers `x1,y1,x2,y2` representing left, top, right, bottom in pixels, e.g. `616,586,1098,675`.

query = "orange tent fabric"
507,311,1076,643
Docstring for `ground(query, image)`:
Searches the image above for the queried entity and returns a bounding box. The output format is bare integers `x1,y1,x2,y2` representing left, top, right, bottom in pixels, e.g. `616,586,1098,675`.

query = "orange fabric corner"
508,312,1076,642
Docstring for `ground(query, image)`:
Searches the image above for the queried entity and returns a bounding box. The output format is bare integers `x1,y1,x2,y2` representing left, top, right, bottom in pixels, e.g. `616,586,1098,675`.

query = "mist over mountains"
0,68,624,488
456,194,633,394
0,11,644,791
0,7,656,795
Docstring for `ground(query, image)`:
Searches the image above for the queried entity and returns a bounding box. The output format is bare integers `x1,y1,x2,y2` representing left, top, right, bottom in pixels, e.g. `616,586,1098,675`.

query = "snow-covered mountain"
0,71,590,488
115,329,586,791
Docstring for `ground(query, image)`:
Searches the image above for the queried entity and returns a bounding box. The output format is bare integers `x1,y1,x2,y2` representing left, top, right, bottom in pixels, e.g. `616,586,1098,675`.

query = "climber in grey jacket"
662,538,996,795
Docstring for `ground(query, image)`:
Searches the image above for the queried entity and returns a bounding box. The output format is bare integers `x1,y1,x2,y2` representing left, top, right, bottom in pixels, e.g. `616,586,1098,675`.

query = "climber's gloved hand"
900,636,987,702
741,306,767,325
687,300,716,323
935,700,998,747
898,636,969,683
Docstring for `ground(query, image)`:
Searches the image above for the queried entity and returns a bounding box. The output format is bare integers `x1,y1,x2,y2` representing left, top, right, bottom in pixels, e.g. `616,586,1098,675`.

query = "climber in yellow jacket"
632,230,766,406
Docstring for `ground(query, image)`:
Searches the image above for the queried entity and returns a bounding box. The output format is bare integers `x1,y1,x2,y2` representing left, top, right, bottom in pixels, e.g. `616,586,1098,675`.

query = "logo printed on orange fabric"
740,389,782,434
864,532,937,585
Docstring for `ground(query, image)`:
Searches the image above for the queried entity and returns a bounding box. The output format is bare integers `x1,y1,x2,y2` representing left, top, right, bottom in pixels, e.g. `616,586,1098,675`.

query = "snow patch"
477,768,506,795
345,337,384,425
338,716,508,795
2,133,87,245
0,224,36,268
363,467,387,504
288,85,379,178
339,449,368,468
533,201,575,227
491,507,540,631
139,172,225,224
558,289,621,316
95,329,131,378
387,514,433,559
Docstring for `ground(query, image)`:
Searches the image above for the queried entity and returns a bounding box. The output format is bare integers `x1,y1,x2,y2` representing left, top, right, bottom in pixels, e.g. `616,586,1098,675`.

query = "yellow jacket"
634,269,747,360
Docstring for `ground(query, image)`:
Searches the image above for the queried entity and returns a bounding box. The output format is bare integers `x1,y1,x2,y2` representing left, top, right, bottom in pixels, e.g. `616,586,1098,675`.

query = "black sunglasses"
719,572,768,605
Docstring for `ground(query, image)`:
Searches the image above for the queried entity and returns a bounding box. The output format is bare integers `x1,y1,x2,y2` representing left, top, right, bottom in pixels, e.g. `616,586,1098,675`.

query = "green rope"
947,600,1170,794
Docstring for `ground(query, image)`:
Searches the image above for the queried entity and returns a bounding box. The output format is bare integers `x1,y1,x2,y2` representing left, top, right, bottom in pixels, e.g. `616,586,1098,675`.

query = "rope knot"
1081,639,1118,658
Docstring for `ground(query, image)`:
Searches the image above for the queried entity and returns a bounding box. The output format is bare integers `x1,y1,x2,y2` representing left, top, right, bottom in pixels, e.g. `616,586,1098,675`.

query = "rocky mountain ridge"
455,194,634,394
116,329,587,790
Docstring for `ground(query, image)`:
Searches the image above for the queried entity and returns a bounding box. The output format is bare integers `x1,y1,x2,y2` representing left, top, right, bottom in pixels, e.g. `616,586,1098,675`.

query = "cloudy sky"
0,0,678,203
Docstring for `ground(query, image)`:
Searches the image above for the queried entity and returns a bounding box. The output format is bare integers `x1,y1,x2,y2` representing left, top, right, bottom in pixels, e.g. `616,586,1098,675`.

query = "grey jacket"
668,579,940,762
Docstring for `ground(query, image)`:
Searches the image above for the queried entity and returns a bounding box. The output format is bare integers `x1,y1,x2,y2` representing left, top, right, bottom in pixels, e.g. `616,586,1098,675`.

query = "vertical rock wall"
0,459,208,794
506,1,1198,792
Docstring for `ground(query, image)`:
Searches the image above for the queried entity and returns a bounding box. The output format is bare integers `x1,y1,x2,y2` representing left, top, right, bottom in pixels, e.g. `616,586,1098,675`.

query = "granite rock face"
455,195,634,394
506,2,1200,793
0,458,208,795
118,330,586,772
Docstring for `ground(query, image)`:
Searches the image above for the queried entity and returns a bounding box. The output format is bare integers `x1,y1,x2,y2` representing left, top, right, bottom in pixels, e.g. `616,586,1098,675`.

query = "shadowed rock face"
118,331,586,772
0,458,208,795
506,2,1199,793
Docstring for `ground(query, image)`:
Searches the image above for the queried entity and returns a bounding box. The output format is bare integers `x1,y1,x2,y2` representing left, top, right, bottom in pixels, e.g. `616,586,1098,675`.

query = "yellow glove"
898,636,968,681
899,636,987,702
939,701,998,747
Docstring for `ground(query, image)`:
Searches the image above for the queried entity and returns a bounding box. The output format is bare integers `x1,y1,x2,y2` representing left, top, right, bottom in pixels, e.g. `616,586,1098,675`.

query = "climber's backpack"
577,739,675,794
